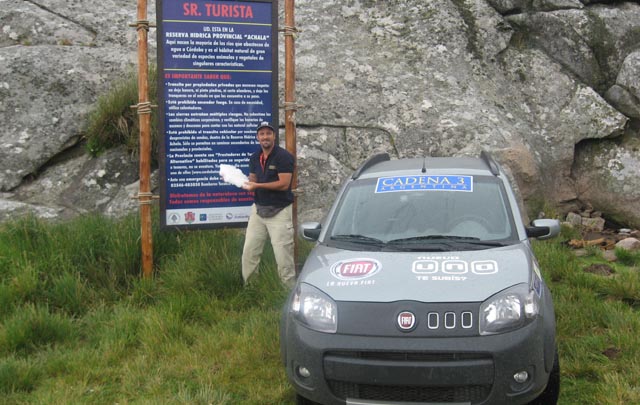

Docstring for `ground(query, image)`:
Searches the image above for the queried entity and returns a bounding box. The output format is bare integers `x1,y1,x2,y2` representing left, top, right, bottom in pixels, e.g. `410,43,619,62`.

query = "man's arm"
243,173,292,191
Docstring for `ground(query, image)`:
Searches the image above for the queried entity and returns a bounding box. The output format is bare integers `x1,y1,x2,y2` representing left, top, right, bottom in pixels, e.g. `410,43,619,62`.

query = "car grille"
329,350,489,361
337,301,480,337
324,351,493,403
328,380,491,403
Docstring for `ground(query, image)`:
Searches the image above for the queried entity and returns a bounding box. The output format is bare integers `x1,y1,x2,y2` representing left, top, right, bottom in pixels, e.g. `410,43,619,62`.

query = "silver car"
281,152,561,405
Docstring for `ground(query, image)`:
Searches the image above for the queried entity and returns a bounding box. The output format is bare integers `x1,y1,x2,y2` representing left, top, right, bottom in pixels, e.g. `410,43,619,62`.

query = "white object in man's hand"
219,164,249,188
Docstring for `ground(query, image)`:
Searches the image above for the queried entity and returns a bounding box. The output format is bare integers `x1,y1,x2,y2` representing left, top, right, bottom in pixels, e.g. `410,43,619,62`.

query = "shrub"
84,65,158,160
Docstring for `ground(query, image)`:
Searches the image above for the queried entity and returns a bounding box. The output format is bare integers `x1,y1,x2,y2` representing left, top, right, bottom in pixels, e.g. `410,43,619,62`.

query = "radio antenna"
421,130,427,173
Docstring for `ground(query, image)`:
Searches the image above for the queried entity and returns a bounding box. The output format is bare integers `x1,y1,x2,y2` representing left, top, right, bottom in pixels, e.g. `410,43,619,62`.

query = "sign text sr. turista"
182,2,255,18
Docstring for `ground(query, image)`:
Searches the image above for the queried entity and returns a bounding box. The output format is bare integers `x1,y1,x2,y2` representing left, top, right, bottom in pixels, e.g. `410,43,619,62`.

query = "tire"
528,348,560,405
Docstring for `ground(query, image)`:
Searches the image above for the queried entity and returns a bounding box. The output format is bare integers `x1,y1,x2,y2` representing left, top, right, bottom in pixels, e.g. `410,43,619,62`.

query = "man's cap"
256,121,275,133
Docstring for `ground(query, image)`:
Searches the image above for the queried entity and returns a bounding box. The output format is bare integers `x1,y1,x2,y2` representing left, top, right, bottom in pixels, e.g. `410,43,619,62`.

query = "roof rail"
352,153,391,179
480,150,500,176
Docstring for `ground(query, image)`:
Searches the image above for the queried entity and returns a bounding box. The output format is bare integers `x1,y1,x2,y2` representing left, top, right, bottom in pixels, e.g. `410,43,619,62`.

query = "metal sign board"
156,0,278,229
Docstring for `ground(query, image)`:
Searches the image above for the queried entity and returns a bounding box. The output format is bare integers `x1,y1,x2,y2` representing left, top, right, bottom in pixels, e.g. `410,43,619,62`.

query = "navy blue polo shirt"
249,145,294,207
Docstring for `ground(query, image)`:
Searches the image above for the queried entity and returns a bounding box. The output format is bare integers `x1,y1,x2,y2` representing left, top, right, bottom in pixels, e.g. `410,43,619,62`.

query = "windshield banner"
375,175,473,193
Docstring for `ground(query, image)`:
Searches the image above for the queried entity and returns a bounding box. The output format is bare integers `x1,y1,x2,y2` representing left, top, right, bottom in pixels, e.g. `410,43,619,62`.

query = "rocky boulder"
293,0,631,221
0,45,138,191
606,50,640,119
0,0,638,229
573,127,640,228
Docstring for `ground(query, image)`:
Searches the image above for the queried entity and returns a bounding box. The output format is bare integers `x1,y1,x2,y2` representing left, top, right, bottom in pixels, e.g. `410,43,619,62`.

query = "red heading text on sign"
183,3,255,19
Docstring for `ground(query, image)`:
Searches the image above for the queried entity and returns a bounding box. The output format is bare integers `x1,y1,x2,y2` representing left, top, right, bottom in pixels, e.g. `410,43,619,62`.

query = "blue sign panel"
157,0,278,229
375,176,474,193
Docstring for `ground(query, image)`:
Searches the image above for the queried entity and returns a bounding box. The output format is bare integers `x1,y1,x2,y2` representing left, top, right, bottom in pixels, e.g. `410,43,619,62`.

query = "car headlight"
479,284,539,335
291,283,337,333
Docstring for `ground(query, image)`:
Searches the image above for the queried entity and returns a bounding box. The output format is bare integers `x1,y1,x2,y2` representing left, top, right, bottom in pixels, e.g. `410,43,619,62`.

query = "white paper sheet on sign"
219,164,249,188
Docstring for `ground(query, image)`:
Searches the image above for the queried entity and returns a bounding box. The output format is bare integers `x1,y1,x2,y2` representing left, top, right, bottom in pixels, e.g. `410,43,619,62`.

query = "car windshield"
326,175,517,250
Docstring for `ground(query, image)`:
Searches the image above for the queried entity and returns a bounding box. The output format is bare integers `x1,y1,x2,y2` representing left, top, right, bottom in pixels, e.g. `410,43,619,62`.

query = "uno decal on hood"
330,259,382,280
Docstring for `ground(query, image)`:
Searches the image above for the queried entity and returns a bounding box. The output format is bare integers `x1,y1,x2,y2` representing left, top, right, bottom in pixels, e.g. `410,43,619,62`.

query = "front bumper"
282,313,552,405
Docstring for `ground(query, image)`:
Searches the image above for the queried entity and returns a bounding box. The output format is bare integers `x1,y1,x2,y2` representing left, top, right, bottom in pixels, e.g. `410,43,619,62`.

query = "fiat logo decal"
330,259,381,280
397,311,416,331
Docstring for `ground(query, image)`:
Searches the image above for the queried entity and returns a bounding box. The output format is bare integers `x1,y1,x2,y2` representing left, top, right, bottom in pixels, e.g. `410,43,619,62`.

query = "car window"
327,176,516,247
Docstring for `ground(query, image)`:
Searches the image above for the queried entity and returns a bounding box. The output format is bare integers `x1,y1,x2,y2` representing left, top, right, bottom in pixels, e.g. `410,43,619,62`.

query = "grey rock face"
293,0,630,219
11,145,142,217
533,0,584,12
605,50,640,124
605,85,640,120
0,1,95,47
586,3,640,90
507,4,640,93
0,45,137,191
616,51,640,101
0,197,63,223
0,0,638,229
506,11,604,90
573,129,640,228
0,0,153,48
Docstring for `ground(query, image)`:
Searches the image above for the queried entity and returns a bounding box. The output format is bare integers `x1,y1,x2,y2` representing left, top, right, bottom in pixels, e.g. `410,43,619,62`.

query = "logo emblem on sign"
397,311,416,331
185,212,196,224
330,259,381,280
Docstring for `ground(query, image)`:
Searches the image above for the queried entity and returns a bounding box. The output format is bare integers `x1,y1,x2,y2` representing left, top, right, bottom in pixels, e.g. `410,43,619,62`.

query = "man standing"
241,121,295,287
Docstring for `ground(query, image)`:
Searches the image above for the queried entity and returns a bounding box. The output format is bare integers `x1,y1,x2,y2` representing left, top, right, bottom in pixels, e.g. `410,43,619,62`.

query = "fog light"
297,366,311,378
513,371,529,383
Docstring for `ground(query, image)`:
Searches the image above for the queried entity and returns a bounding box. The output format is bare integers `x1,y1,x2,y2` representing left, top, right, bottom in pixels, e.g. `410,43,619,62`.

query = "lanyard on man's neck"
260,152,267,172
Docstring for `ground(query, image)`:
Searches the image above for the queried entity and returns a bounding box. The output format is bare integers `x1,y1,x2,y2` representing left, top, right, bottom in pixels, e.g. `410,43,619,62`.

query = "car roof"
354,153,502,180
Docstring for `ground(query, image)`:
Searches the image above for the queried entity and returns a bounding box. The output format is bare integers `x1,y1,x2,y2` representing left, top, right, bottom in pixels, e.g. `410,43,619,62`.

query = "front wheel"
528,348,560,405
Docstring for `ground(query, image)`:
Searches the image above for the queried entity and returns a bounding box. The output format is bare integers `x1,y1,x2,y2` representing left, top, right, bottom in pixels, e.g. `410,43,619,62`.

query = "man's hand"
242,181,257,191
243,173,292,192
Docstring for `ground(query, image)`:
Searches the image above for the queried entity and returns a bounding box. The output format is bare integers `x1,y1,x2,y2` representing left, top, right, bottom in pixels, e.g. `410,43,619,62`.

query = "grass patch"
0,213,292,403
0,214,638,403
0,304,77,356
84,65,158,159
0,356,43,394
533,234,640,404
615,246,640,267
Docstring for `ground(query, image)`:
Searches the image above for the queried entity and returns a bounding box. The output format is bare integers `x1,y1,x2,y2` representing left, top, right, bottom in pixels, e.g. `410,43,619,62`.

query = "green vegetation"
0,215,638,404
532,234,640,404
450,0,482,61
84,66,159,160
0,213,297,403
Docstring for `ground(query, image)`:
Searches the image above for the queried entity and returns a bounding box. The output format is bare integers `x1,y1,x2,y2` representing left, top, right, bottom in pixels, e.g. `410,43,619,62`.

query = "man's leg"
242,204,268,284
266,204,295,288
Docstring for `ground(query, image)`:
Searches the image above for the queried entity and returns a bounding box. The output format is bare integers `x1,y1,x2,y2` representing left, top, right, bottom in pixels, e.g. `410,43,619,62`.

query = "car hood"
298,243,534,303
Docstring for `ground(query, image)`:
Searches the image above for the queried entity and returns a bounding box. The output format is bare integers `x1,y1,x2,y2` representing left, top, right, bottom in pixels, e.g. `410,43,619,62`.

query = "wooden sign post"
133,0,154,278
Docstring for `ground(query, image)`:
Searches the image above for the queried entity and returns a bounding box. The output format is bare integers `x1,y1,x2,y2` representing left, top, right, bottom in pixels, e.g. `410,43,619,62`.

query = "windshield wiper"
330,234,386,246
386,235,510,251
456,240,509,247
387,235,479,244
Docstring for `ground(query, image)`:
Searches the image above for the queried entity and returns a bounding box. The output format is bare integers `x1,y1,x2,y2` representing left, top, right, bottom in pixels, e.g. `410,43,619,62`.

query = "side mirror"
300,222,322,242
526,219,561,240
